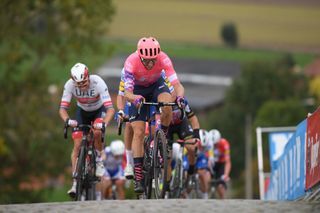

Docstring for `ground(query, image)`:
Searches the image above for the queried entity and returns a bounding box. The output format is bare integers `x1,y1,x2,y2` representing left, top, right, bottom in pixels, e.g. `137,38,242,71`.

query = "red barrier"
306,108,320,190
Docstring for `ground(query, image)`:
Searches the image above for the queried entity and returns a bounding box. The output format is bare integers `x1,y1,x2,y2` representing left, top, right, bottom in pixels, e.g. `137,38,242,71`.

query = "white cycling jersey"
60,75,113,112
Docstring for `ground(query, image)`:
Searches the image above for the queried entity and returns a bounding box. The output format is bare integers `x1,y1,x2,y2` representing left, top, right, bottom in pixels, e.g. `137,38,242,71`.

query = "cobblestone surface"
1,199,320,213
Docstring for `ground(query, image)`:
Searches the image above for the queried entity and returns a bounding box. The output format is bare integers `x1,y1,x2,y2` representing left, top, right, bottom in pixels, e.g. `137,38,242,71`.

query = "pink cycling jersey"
123,51,179,91
60,75,113,112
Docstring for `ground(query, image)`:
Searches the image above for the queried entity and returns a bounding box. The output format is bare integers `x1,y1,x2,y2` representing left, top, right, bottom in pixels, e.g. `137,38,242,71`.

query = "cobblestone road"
1,199,320,213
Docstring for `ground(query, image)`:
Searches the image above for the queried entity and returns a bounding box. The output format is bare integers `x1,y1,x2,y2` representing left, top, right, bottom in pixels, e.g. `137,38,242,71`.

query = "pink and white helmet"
137,37,161,59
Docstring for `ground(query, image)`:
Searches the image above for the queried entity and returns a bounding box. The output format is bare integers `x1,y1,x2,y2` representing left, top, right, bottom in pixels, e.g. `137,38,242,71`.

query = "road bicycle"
117,101,179,199
140,101,177,199
64,123,101,201
169,138,198,198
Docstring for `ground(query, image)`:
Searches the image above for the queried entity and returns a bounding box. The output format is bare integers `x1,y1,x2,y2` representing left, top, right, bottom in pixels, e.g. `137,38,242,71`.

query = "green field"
108,0,320,53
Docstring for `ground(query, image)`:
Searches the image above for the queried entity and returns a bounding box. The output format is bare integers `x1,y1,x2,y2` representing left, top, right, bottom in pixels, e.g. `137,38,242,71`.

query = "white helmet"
110,140,125,156
199,129,209,147
209,129,221,145
70,63,89,83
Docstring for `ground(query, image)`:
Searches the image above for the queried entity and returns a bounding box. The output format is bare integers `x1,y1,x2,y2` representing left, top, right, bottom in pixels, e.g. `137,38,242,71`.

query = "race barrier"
263,107,320,200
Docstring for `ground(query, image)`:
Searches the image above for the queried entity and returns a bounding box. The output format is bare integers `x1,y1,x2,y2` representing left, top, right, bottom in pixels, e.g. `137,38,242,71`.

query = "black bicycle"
141,102,177,199
64,123,100,201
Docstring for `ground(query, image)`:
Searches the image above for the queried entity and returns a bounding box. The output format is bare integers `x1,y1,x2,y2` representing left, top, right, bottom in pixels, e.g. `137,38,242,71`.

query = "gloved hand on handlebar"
176,96,186,109
66,118,78,127
221,174,230,182
117,110,125,121
133,95,145,108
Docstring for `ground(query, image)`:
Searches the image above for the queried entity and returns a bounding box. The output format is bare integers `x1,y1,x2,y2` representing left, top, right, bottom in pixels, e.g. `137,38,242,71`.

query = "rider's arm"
59,80,73,122
161,52,184,97
122,66,138,103
117,69,126,110
223,141,231,180
124,90,136,103
172,81,184,98
224,155,231,179
104,107,115,126
189,115,200,130
59,108,70,123
184,101,200,137
117,95,126,111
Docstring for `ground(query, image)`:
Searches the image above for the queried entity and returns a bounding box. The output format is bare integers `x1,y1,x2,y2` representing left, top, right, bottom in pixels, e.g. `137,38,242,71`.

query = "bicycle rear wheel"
153,130,168,199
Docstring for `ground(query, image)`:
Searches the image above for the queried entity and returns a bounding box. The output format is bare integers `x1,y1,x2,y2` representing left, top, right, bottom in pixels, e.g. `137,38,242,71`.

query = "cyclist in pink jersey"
59,62,115,197
123,37,185,193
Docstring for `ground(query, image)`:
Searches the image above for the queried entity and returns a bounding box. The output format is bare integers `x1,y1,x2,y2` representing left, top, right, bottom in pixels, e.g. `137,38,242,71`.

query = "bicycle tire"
75,146,86,201
143,136,153,199
153,129,168,199
86,148,97,200
189,174,201,199
170,159,182,198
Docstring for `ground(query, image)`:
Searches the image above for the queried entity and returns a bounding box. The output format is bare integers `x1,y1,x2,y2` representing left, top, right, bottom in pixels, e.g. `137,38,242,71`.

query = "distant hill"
108,0,320,53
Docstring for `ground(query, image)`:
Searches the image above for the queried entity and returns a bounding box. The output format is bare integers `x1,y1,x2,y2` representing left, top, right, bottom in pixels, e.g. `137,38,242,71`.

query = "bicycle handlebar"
175,138,199,145
141,102,177,107
64,124,93,139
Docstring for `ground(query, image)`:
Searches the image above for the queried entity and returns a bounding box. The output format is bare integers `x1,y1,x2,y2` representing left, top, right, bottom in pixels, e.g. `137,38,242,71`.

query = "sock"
96,191,101,201
134,157,144,181
126,150,133,166
203,192,208,199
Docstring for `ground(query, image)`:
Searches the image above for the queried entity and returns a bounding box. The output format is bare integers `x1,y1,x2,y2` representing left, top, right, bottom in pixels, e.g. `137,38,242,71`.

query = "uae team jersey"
60,75,113,112
123,51,180,91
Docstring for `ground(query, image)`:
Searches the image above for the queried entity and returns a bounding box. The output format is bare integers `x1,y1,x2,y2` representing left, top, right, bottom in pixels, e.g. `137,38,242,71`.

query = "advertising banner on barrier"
306,108,320,190
269,132,294,170
265,120,306,200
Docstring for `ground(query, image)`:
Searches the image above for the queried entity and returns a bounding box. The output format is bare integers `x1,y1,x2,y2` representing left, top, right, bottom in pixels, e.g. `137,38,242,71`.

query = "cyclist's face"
141,58,157,70
75,78,89,91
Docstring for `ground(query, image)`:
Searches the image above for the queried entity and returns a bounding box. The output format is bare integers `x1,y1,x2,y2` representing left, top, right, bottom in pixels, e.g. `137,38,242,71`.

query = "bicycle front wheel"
75,146,86,201
153,130,168,199
170,158,182,198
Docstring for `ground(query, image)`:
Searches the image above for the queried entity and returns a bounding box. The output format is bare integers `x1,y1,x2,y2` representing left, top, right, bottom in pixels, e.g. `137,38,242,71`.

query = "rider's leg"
131,120,145,193
93,128,106,177
157,92,173,184
217,183,226,199
68,133,82,195
198,169,211,199
185,141,197,175
115,179,126,200
71,137,82,176
157,92,173,128
124,122,134,178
